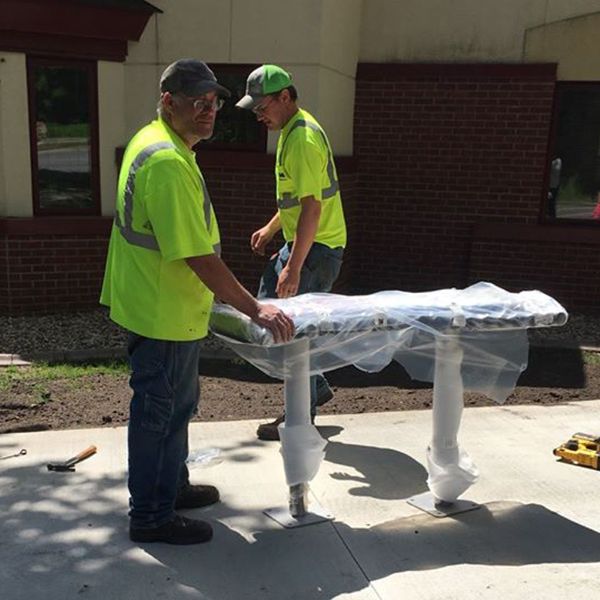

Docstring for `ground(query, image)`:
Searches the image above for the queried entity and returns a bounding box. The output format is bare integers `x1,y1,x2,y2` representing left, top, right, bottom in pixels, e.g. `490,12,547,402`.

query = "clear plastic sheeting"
186,447,223,469
427,446,480,503
210,282,567,404
427,337,479,502
209,282,567,504
278,424,327,486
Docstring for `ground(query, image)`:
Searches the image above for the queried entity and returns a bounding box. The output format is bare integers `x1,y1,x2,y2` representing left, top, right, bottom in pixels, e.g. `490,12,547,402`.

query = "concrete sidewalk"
2,402,600,600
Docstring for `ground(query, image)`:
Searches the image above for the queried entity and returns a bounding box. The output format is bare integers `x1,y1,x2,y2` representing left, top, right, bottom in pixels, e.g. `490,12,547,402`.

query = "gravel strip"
0,308,230,360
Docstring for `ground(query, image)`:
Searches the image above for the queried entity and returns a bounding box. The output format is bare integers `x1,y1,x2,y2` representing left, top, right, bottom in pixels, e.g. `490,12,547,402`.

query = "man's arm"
276,195,320,298
186,254,294,343
250,213,281,255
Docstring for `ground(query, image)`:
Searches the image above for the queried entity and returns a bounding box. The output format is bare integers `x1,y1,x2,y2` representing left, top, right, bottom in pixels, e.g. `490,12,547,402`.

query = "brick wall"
470,237,599,312
0,158,356,315
469,223,600,313
203,163,358,296
0,219,112,315
353,63,560,290
5,61,600,316
0,235,8,314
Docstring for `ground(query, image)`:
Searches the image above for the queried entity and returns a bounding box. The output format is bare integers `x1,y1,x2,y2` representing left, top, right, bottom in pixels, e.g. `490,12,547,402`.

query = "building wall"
359,0,600,63
122,0,361,157
524,12,600,80
0,52,33,218
352,64,562,294
201,159,358,296
4,1,600,316
0,219,112,315
470,228,600,313
98,61,126,216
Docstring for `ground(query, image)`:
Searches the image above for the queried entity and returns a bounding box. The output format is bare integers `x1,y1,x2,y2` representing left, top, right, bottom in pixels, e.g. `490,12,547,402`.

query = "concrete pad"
1,402,600,599
313,405,600,599
0,354,31,366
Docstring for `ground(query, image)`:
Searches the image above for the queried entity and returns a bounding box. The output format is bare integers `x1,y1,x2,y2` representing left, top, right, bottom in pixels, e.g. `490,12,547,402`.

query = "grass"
557,175,594,206
45,122,89,138
0,361,129,392
583,351,600,365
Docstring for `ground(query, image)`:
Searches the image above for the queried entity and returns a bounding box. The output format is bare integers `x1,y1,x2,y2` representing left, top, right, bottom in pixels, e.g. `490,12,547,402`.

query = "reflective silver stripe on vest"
115,142,175,250
199,174,212,231
277,119,339,208
116,141,219,255
277,193,300,209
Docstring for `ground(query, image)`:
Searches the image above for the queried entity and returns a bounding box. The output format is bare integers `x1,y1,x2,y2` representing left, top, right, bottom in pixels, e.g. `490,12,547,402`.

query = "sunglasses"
181,94,225,113
252,95,276,115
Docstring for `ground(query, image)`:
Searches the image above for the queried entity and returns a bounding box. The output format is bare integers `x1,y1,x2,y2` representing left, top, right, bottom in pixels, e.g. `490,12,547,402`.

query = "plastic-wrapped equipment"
210,282,567,402
209,282,567,504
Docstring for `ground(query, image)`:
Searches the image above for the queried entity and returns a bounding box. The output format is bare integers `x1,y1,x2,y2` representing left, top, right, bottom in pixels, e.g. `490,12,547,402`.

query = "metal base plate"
264,499,334,529
407,492,480,518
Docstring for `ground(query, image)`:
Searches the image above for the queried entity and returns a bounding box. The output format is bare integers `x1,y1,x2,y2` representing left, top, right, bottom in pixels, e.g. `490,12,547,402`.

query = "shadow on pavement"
319,425,429,500
3,460,600,600
334,501,600,575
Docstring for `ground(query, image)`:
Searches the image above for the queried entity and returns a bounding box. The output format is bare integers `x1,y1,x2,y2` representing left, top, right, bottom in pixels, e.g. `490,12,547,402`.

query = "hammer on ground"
47,445,97,472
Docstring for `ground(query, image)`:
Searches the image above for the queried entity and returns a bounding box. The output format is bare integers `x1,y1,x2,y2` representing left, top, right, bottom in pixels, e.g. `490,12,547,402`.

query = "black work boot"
256,414,285,441
130,515,213,545
175,484,220,510
256,414,315,441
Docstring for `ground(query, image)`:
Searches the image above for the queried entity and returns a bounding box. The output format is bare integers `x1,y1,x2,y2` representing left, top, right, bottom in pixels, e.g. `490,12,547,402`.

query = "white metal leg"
263,338,332,528
408,336,480,517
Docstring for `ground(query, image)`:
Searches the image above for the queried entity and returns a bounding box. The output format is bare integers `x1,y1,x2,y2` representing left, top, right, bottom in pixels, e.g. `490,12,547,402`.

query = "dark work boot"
174,484,220,510
256,414,285,441
256,414,315,441
130,515,213,545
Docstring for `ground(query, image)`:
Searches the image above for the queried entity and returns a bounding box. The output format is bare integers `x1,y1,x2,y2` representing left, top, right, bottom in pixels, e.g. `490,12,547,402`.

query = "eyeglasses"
182,94,225,113
252,95,276,115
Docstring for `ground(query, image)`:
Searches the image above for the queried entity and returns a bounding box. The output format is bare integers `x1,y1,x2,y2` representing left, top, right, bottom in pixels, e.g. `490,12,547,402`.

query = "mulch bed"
0,347,596,434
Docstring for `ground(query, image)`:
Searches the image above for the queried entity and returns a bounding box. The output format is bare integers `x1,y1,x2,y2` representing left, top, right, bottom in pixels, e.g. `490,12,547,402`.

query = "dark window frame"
542,81,600,226
197,63,268,153
26,55,101,216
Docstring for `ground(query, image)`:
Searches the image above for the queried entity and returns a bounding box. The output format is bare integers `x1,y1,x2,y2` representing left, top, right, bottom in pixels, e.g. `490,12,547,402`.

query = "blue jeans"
258,242,343,416
127,333,201,528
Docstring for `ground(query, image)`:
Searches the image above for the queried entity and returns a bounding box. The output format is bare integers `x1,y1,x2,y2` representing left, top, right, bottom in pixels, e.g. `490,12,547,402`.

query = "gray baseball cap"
236,64,293,109
160,59,231,98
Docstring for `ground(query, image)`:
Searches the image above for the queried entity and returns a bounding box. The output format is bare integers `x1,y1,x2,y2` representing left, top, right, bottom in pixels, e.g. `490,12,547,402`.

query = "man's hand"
250,225,275,256
253,303,295,343
186,254,294,343
276,264,301,298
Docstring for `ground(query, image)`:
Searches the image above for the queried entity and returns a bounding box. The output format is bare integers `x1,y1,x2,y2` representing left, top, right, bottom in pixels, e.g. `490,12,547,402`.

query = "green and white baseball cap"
236,64,293,110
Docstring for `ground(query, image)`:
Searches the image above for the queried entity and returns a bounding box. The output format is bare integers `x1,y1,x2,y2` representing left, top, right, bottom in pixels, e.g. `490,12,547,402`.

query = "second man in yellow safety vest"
237,64,347,441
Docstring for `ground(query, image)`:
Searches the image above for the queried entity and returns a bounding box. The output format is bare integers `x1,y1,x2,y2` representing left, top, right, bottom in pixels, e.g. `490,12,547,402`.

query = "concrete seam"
330,520,385,600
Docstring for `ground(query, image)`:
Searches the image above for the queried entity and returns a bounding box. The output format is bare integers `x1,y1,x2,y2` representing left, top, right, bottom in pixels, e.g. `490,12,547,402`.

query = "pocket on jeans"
136,366,174,434
142,391,174,435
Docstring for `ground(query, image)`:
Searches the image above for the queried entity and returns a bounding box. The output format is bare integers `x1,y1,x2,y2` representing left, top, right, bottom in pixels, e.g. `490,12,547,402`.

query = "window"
27,57,100,215
198,64,267,152
546,83,600,222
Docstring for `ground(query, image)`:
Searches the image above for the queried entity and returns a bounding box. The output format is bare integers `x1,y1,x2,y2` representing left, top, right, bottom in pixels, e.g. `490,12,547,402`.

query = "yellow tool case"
553,433,600,470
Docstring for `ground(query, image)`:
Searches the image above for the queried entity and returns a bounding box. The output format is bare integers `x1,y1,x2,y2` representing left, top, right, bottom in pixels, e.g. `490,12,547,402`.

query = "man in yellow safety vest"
101,59,294,545
237,64,347,441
